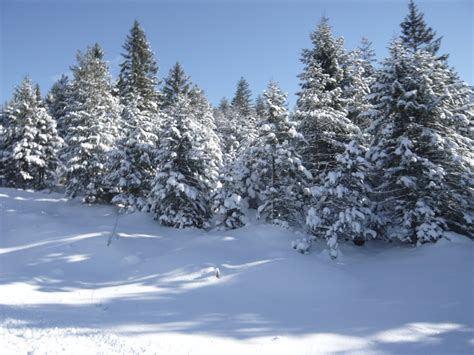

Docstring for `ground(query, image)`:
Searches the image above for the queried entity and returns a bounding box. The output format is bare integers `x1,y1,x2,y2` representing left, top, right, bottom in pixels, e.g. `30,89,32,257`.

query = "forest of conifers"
1,0,472,257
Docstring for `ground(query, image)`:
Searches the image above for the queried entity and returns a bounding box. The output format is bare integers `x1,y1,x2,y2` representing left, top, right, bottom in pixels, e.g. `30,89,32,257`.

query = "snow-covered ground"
0,187,472,354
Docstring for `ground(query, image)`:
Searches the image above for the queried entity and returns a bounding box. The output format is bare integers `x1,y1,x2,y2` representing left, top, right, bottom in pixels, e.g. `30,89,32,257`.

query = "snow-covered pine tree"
150,93,221,228
306,137,377,258
61,44,121,202
162,62,192,108
105,99,160,212
117,20,159,112
1,78,62,189
295,17,358,181
236,81,311,226
358,37,377,78
254,94,266,120
232,77,253,117
45,74,72,138
343,47,375,129
400,0,447,60
367,40,473,243
105,21,162,212
214,98,241,162
231,77,257,149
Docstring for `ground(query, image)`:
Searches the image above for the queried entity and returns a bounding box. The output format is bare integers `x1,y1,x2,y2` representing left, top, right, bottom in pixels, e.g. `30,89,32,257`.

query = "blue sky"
1,0,472,108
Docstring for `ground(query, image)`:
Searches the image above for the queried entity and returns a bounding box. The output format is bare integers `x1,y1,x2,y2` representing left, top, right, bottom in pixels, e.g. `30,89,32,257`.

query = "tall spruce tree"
400,0,446,59
117,20,159,112
62,44,121,202
162,62,192,107
1,78,62,189
232,82,312,226
231,77,253,117
344,47,375,129
229,77,257,151
149,93,221,228
254,94,266,120
214,98,240,162
106,21,162,212
295,17,358,180
367,41,473,243
104,99,160,212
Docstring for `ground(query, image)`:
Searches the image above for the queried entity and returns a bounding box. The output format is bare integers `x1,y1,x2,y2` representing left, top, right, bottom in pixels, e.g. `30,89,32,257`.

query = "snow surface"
0,187,473,354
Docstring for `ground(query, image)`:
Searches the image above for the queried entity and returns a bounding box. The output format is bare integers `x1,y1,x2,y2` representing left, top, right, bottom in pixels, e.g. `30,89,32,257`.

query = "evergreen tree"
117,20,159,112
1,78,62,189
306,137,377,258
213,160,247,230
149,94,221,228
295,17,358,180
235,82,312,226
367,41,473,243
357,37,377,81
162,62,192,107
62,44,121,202
400,0,446,59
231,77,253,117
344,48,375,128
229,77,257,151
105,100,160,212
214,98,240,162
46,74,72,138
254,94,266,120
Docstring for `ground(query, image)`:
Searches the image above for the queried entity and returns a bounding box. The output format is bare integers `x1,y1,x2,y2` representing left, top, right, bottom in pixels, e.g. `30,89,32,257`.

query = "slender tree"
62,44,121,202
400,0,446,59
117,20,159,112
46,74,72,138
162,62,192,107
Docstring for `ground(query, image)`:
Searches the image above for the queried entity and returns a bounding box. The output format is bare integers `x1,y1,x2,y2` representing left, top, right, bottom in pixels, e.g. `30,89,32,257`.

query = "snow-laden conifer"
1,78,62,189
367,41,473,243
294,17,358,181
61,44,121,202
236,82,311,226
45,74,71,138
150,93,222,228
117,20,159,112
306,137,378,258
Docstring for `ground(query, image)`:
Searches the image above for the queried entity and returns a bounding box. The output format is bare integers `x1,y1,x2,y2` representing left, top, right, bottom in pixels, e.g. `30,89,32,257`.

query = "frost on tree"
0,77,62,189
367,41,473,243
150,93,221,229
61,44,121,203
236,82,312,226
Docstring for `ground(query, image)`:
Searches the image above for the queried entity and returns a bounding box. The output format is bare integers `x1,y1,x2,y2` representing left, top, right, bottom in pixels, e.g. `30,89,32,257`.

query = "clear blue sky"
1,0,472,108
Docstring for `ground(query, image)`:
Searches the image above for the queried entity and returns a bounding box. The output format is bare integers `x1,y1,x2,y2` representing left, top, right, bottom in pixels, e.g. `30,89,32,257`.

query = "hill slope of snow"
0,188,473,354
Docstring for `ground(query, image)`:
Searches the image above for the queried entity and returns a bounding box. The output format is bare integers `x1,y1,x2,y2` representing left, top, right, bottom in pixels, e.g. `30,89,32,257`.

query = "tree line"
1,1,472,257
